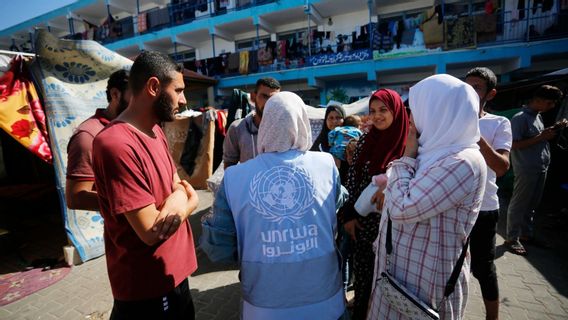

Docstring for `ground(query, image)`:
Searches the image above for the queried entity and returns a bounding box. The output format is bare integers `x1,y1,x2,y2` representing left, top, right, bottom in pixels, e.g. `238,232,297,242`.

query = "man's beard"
116,95,129,115
153,92,176,122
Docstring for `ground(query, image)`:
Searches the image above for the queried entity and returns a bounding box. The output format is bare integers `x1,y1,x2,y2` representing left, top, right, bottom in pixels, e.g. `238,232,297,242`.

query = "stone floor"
1,190,567,319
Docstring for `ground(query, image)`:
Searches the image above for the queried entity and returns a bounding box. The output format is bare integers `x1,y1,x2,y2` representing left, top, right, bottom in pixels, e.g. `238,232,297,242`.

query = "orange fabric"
0,56,52,163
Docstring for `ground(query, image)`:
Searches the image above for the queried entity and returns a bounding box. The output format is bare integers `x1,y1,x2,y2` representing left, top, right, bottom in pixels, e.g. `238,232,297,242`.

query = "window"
235,36,270,51
171,50,196,62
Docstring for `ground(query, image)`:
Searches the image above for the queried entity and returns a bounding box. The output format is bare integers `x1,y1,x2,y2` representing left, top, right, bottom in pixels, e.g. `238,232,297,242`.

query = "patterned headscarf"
257,92,312,154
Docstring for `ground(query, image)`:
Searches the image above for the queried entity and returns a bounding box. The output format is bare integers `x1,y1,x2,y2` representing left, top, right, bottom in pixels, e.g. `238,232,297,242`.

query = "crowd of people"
65,50,566,319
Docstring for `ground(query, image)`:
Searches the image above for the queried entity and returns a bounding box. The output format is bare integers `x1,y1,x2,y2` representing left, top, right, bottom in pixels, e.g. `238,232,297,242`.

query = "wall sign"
308,49,372,67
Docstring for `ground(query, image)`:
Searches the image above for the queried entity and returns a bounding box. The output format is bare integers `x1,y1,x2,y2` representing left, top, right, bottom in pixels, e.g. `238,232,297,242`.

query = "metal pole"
0,49,36,57
68,17,75,35
442,0,446,48
307,14,311,56
368,0,372,49
211,33,216,56
134,0,140,36
256,24,260,50
526,0,531,41
29,32,34,52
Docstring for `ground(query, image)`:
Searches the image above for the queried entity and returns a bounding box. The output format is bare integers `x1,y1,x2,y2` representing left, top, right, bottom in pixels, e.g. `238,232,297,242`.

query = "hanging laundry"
239,50,249,74
257,47,273,66
0,56,52,163
82,20,96,40
485,0,495,14
369,22,380,50
220,53,230,74
138,13,148,33
248,49,258,73
197,0,208,12
228,52,240,73
277,40,287,60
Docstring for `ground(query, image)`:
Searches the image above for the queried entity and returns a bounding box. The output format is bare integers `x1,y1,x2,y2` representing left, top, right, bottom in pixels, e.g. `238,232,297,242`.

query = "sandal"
505,240,527,256
520,236,553,248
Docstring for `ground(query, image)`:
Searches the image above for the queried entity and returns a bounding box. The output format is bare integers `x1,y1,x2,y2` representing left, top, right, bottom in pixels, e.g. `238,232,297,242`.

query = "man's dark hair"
129,51,183,95
533,85,563,102
106,69,130,102
466,67,497,91
255,77,281,92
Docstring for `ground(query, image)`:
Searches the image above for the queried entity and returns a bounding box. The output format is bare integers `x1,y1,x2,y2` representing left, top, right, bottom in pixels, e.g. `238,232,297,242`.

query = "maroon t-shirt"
66,109,110,181
92,121,197,301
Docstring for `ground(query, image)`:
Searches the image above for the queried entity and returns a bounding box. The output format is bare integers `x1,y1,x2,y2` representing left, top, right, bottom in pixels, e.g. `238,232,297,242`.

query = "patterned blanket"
31,30,132,262
0,56,51,163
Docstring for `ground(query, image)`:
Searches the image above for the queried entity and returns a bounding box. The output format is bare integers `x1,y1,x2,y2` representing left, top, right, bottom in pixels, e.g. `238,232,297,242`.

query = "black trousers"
352,213,380,320
470,210,499,301
110,278,195,320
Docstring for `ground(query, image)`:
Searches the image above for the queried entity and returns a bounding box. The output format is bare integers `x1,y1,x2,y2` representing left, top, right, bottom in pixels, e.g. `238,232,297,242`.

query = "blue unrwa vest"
223,149,344,320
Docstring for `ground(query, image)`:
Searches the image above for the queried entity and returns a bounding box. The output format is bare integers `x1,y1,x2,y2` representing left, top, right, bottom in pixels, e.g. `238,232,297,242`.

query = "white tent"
305,95,371,120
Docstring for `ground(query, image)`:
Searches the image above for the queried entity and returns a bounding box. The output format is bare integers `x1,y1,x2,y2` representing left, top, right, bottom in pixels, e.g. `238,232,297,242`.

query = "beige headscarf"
257,91,312,154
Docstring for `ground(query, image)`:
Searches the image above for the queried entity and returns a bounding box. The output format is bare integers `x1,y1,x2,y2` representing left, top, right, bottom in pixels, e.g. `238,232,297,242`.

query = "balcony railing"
58,5,567,79
441,9,568,48
97,0,276,44
175,9,567,79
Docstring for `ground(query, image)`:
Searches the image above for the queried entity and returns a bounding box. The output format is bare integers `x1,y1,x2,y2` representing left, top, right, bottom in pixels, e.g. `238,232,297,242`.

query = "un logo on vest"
250,166,315,224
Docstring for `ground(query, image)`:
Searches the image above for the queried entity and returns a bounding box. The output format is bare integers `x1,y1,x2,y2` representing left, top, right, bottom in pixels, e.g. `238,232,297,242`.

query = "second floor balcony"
173,6,568,79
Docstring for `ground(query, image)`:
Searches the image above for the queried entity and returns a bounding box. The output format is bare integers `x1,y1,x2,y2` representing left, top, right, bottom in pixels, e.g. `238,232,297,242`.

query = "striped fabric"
368,151,486,320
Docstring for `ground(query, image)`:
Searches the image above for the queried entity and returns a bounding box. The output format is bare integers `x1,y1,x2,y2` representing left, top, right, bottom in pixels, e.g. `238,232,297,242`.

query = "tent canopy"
305,96,370,120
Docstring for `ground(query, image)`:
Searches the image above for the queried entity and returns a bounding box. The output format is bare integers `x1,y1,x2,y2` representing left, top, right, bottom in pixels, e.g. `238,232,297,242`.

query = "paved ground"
1,190,567,319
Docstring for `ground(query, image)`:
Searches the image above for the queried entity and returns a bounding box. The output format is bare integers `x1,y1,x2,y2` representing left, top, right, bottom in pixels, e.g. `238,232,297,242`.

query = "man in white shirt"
466,67,512,320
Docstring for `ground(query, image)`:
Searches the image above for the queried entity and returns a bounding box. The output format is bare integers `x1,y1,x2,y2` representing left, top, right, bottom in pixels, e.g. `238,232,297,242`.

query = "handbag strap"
444,236,469,298
384,214,469,299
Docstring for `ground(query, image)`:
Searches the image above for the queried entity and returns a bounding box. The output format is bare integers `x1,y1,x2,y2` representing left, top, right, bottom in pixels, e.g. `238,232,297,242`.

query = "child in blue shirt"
328,115,363,168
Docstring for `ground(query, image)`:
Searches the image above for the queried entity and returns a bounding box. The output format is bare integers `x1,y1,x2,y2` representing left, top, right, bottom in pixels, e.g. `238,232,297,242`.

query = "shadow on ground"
192,283,241,320
189,206,239,277
0,186,66,275
496,196,568,298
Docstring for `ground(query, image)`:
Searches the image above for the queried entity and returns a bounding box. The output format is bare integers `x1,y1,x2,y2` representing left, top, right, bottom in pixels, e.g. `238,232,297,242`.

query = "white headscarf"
409,74,480,170
257,91,312,154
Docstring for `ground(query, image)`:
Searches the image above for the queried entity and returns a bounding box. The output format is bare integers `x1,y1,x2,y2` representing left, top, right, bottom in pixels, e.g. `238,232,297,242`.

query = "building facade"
2,0,567,107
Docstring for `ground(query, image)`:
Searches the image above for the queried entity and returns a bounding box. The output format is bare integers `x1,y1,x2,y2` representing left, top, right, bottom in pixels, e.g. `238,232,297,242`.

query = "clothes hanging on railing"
248,49,258,73
138,13,148,33
119,17,134,38
277,40,287,60
369,22,380,50
82,20,96,40
197,0,208,12
228,52,240,72
147,8,170,29
220,52,230,74
239,50,249,74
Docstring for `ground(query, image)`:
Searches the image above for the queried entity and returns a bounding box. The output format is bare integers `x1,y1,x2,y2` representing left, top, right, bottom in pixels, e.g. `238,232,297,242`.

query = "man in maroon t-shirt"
92,52,199,319
66,69,130,211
